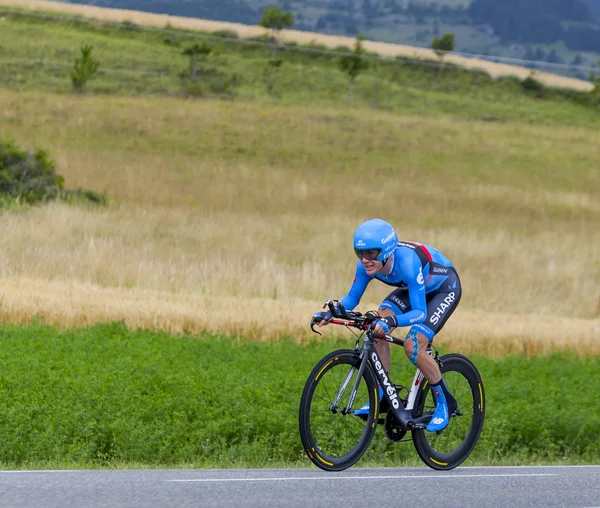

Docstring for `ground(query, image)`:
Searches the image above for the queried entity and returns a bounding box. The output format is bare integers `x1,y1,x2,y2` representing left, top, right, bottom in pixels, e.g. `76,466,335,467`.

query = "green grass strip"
0,322,597,469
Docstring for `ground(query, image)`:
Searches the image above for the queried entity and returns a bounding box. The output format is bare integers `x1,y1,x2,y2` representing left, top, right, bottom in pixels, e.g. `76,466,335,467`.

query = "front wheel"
298,349,378,471
411,353,485,470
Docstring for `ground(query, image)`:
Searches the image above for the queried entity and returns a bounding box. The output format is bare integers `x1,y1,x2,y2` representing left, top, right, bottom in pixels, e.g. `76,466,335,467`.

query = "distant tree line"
469,0,600,51
319,0,469,34
71,0,257,24
70,0,600,53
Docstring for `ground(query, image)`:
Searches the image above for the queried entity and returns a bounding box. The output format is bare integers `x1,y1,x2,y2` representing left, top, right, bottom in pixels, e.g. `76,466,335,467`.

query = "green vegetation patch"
0,322,597,469
0,138,106,208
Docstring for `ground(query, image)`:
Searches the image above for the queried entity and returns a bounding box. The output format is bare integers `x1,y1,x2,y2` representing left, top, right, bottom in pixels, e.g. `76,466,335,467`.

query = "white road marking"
0,470,82,474
168,473,558,482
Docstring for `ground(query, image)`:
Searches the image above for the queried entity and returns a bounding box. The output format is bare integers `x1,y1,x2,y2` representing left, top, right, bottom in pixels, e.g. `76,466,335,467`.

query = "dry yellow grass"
1,276,598,357
0,89,598,357
0,0,594,92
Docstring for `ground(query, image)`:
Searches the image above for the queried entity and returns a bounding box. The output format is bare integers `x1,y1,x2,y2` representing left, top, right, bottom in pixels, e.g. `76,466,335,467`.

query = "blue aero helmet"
353,219,398,262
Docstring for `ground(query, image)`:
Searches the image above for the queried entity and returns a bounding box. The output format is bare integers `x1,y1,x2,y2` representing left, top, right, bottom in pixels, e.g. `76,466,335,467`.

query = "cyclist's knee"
377,307,395,318
404,324,435,367
404,328,420,366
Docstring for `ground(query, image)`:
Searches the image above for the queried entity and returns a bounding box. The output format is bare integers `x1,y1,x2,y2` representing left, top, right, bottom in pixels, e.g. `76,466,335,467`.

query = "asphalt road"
0,465,598,508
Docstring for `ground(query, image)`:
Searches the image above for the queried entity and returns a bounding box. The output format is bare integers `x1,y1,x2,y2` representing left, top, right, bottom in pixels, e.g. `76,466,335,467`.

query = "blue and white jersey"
340,241,454,328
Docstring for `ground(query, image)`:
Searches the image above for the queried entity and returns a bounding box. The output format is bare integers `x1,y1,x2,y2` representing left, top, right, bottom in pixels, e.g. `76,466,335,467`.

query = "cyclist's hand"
373,317,395,336
313,311,333,327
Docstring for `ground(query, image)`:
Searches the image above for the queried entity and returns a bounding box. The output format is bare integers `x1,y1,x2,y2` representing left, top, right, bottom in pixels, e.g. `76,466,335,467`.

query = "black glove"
313,310,333,323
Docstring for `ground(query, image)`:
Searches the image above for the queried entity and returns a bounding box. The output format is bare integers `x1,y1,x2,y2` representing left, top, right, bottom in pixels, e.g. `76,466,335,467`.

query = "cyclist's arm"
339,261,372,311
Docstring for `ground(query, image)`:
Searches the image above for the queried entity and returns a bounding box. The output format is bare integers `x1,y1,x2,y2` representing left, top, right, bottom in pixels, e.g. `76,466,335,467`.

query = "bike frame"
329,319,433,431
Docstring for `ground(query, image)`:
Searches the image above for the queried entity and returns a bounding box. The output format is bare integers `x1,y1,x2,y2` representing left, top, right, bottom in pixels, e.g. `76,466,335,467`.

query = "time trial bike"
298,300,485,471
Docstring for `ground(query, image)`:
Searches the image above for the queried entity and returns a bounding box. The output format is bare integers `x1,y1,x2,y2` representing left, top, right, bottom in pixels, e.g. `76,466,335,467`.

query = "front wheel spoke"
313,392,335,408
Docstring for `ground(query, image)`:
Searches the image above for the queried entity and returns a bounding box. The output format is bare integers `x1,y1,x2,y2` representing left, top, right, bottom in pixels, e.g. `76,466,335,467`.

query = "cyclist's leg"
409,269,462,431
414,268,462,375
403,325,441,382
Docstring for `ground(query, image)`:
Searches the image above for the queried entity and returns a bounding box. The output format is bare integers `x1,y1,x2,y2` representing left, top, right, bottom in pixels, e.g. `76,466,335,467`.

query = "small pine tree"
339,34,369,103
259,5,295,57
431,33,455,74
259,6,294,94
182,41,212,80
70,44,100,93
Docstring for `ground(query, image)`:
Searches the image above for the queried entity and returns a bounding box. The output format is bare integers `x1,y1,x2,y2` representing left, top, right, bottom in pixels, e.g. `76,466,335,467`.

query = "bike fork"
330,350,371,415
344,351,370,414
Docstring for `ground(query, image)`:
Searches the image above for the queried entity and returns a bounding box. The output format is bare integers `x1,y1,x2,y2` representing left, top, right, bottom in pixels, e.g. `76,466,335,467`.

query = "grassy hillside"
36,0,600,68
1,0,595,91
1,89,598,355
0,7,598,126
0,4,598,356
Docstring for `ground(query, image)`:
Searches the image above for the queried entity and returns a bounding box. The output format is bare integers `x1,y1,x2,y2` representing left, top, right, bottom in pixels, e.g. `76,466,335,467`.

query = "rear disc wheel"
411,354,485,470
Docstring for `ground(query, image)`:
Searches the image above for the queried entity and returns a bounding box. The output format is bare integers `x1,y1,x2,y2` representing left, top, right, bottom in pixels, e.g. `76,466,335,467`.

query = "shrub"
0,139,106,207
180,70,239,99
247,34,272,43
120,20,139,31
181,81,204,98
333,45,353,53
522,73,546,97
0,139,63,204
211,29,239,39
162,35,181,47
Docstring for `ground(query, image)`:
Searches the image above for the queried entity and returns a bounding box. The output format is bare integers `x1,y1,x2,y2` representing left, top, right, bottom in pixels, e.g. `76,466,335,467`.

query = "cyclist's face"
355,249,383,274
362,259,383,275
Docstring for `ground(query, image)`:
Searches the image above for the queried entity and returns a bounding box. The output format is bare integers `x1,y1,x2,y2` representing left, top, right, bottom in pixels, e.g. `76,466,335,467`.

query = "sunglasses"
354,248,381,261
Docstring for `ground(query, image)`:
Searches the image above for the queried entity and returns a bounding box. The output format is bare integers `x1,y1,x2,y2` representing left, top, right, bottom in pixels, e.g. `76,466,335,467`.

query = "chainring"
384,411,407,442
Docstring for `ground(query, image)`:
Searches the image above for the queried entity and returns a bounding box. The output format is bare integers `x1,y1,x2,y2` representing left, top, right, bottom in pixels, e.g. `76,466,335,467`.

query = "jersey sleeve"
339,261,372,311
392,254,428,327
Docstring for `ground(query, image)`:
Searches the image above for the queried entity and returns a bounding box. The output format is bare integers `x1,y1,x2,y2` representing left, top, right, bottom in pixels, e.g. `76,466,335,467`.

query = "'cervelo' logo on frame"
371,352,400,409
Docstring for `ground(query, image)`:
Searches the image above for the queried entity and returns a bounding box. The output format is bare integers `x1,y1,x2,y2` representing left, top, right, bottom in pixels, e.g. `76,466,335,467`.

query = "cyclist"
315,218,461,432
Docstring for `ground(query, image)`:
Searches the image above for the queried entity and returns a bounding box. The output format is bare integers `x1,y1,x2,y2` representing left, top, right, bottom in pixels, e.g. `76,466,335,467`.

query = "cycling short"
380,268,461,338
